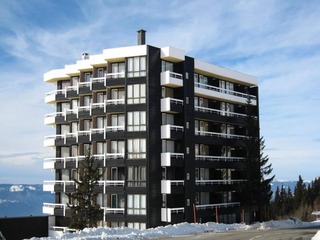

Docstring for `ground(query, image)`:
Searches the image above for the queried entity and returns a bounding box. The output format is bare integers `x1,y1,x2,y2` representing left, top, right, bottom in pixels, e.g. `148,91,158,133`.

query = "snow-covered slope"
28,219,320,240
0,184,54,217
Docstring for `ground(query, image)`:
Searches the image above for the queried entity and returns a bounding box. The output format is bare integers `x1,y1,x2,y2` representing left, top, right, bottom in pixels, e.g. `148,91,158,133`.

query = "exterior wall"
0,216,48,240
43,43,259,232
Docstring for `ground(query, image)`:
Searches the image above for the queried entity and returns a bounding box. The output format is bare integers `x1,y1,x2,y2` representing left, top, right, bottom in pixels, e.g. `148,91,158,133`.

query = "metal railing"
195,130,249,139
195,155,245,162
194,82,256,101
195,106,248,118
196,202,240,210
195,179,245,185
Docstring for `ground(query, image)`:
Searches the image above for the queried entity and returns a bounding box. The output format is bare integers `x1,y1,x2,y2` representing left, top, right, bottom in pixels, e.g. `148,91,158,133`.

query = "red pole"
193,204,197,223
215,206,218,223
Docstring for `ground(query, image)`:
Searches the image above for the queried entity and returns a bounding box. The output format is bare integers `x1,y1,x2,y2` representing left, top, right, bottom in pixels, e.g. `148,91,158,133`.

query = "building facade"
43,31,259,233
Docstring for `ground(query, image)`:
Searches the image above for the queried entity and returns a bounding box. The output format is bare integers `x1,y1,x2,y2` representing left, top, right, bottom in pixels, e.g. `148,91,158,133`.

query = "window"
111,114,125,131
111,62,125,78
59,80,70,90
71,99,78,109
127,139,146,159
161,87,174,98
96,92,106,103
221,102,234,116
161,61,173,72
194,73,208,88
83,120,92,130
71,77,78,86
71,122,78,133
127,194,146,215
127,166,146,187
162,140,174,153
195,120,208,133
60,124,69,135
127,111,146,131
111,141,124,154
111,88,125,102
127,56,146,77
57,102,69,112
84,72,91,82
162,113,174,125
127,84,146,104
194,97,208,108
96,142,105,154
127,222,146,230
219,80,234,94
195,144,209,156
97,68,105,78
96,117,106,128
83,96,91,106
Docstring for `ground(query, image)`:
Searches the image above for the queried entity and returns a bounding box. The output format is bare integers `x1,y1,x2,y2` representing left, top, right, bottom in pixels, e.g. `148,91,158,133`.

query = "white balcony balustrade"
195,130,249,140
161,97,183,113
161,207,184,222
43,180,76,192
195,179,245,186
161,124,184,139
45,89,66,104
43,203,66,216
161,180,184,194
195,155,245,162
161,71,183,87
161,152,184,167
97,180,125,194
195,106,248,118
194,82,257,105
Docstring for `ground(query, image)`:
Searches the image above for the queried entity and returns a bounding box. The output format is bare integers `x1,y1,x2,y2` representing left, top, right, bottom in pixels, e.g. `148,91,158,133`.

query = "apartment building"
43,30,259,233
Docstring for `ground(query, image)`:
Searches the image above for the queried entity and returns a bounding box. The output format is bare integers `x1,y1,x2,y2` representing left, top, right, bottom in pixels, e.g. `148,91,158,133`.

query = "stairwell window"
127,56,146,77
127,111,146,131
127,138,146,159
127,84,146,104
127,194,146,215
127,166,146,187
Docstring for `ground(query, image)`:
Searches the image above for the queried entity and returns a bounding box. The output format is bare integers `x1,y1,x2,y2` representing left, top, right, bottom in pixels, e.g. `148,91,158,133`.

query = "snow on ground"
9,185,24,192
30,219,320,240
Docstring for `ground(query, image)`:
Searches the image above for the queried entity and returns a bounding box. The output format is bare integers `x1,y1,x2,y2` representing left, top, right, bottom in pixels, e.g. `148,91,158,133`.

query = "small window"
127,84,146,104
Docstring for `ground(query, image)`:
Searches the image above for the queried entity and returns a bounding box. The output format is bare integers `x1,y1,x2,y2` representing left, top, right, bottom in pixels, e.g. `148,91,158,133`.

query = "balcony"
195,130,249,140
44,127,125,147
43,180,76,192
195,202,240,211
44,112,64,125
161,180,184,194
97,180,125,194
161,97,183,113
43,203,67,216
161,71,183,88
161,207,184,223
45,89,66,104
195,106,248,118
194,82,257,105
161,152,184,167
195,155,245,162
195,179,245,186
161,124,184,139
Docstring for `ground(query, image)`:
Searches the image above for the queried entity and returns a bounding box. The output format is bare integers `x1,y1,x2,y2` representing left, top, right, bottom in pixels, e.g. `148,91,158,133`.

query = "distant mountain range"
0,181,303,218
0,184,54,217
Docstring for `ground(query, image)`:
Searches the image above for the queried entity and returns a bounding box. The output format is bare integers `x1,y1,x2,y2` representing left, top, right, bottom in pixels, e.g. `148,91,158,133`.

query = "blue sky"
0,0,319,184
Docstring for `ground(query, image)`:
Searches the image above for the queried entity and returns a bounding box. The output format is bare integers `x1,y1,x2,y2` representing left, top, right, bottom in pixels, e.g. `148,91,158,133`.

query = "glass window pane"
140,84,146,97
127,85,133,98
134,57,139,72
140,57,146,71
134,195,139,208
127,195,133,208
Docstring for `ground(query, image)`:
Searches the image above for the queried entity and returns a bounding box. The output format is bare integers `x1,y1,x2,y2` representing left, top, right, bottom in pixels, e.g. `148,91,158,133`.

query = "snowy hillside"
0,184,54,217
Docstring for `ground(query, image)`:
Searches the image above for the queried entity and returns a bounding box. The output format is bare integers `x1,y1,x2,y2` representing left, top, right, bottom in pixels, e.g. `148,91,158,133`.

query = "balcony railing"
161,180,184,194
194,82,257,105
43,180,76,192
161,71,183,87
161,152,184,166
195,130,249,140
195,202,240,211
102,207,125,215
195,106,249,118
43,203,66,216
195,179,245,185
195,155,245,162
45,89,66,103
161,124,184,139
161,207,184,222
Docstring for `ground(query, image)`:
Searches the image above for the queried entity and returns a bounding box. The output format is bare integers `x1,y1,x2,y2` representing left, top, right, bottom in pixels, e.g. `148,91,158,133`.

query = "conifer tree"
243,96,275,221
67,150,104,230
